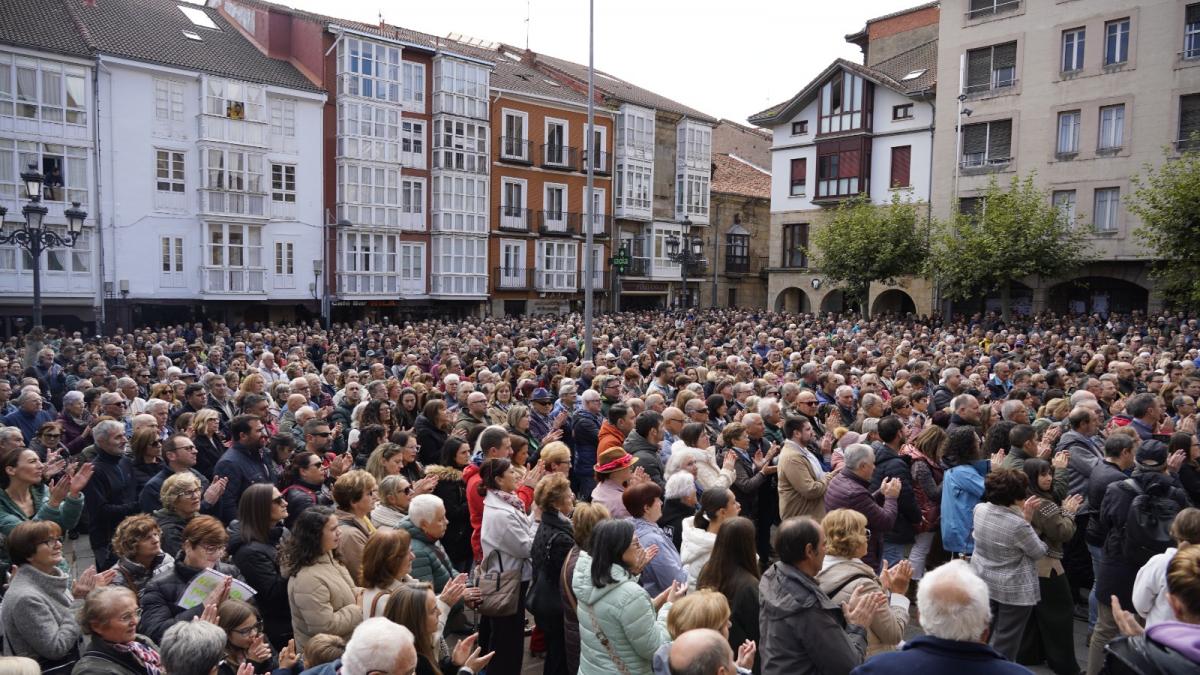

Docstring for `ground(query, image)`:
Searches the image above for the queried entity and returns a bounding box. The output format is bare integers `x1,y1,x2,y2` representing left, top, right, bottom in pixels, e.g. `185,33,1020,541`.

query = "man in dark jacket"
931,368,963,413
571,390,603,495
825,443,901,570
759,516,882,675
625,411,665,488
212,414,274,523
869,416,921,569
84,419,141,570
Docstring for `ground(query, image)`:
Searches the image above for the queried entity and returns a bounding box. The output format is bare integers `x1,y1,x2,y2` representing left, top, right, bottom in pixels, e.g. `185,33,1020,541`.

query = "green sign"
610,246,631,272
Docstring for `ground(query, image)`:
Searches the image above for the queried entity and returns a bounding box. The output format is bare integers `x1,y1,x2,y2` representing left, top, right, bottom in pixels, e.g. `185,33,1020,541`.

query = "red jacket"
596,421,626,456
466,461,533,562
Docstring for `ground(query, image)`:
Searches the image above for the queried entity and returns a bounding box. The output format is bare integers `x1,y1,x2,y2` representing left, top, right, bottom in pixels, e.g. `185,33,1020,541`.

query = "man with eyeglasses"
139,435,226,513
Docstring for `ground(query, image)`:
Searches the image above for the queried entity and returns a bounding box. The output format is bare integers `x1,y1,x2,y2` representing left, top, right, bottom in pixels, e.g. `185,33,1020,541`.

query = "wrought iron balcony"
579,150,612,175
494,266,534,290
540,143,578,170
497,205,533,232
537,210,580,236
499,137,534,164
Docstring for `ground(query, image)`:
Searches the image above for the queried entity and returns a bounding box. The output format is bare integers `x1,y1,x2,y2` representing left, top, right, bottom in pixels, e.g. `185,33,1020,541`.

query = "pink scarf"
490,488,527,513
110,640,162,675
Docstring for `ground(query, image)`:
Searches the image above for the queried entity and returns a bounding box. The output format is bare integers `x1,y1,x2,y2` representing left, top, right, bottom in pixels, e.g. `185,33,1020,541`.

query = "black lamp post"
0,164,87,328
665,217,704,309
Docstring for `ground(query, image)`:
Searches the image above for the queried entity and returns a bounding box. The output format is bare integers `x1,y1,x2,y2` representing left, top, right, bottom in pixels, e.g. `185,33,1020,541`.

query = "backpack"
1119,479,1181,566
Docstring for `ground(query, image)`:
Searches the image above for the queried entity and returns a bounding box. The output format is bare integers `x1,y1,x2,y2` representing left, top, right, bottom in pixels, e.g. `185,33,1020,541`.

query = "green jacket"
571,552,671,675
398,515,454,593
0,483,83,569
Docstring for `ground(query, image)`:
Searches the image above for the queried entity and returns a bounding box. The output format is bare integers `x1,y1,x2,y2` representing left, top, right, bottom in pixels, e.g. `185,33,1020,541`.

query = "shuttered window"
961,120,1012,167
965,42,1017,93
1180,94,1200,148
988,120,1012,159
790,158,807,196
890,145,911,188
1187,5,1200,59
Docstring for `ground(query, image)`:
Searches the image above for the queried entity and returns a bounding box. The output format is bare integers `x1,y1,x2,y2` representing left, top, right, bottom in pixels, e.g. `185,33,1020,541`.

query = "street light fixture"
0,164,86,328
665,217,704,309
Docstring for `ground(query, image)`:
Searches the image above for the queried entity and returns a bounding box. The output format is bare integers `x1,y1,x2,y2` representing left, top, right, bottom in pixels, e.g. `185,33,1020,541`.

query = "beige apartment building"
932,0,1200,315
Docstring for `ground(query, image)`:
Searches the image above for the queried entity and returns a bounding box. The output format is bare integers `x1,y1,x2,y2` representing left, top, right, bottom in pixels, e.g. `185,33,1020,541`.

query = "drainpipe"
91,56,107,333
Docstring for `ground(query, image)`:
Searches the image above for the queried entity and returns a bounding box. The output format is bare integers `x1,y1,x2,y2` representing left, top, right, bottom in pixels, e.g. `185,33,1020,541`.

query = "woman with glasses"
110,514,174,598
280,505,363,650
393,431,427,486
487,382,514,427
0,445,89,571
370,475,413,530
73,586,163,675
58,390,94,455
230,484,292,650
30,420,68,463
128,427,164,496
215,599,299,675
154,472,204,558
278,451,333,530
139,515,243,644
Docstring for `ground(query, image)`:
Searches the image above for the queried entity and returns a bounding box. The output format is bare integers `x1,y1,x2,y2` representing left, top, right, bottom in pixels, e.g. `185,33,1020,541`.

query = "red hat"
594,447,638,474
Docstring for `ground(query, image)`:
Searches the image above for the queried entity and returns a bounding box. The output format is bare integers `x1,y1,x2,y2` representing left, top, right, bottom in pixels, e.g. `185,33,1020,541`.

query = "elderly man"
825,443,902,570
257,351,285,385
669,628,741,675
454,391,489,437
160,621,228,675
661,406,686,463
933,368,963,413
116,376,147,416
84,419,140,570
835,385,857,427
278,393,309,437
2,389,54,444
851,560,1032,674
143,398,172,439
139,435,224,513
948,394,981,436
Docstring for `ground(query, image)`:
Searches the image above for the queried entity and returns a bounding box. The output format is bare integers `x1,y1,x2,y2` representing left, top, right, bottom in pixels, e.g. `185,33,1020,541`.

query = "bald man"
668,628,739,675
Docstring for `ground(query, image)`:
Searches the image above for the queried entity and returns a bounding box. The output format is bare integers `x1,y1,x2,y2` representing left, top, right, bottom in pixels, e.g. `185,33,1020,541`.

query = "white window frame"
400,120,425,168
271,163,296,203
339,38,402,103
432,58,489,119
1052,190,1077,226
155,149,186,193
1104,19,1130,66
1093,187,1120,232
153,78,185,123
402,61,426,113
1098,104,1125,150
501,109,530,161
204,78,264,122
0,54,87,125
337,101,400,162
587,125,608,170
0,139,88,205
433,117,488,173
160,236,185,287
537,240,578,291
615,161,652,212
336,161,400,226
400,177,426,230
1062,28,1085,72
1187,6,1200,59
274,240,295,288
202,148,264,193
430,173,488,233
500,177,527,229
584,186,606,234
498,239,527,288
543,183,567,229
431,235,487,295
1056,111,1080,154
544,117,570,166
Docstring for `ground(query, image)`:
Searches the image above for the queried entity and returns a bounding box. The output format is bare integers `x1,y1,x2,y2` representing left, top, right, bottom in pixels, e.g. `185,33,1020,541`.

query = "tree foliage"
1129,141,1200,307
807,192,927,317
927,173,1092,318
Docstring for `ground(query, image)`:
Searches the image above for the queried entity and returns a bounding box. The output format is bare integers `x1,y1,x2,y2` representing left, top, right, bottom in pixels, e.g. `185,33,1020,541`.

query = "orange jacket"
597,420,626,455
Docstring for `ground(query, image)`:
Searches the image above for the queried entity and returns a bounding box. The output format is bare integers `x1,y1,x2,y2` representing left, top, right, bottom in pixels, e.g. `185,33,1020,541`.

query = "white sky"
279,0,928,123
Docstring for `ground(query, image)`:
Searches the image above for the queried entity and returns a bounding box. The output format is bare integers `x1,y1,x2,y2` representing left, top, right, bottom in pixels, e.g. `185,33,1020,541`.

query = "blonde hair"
823,509,869,558
572,502,611,553
161,472,201,512
191,408,219,435
665,589,730,639
533,473,572,512
539,441,570,467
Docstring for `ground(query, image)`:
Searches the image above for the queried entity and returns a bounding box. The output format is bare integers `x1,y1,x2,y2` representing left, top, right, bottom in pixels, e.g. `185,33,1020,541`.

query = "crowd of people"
0,308,1197,675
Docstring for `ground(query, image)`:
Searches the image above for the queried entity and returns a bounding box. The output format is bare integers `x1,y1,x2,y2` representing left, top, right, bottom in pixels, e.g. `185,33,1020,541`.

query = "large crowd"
0,309,1197,675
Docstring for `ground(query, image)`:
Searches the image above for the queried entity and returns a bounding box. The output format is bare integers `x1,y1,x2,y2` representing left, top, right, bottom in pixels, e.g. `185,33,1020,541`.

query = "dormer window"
818,71,871,135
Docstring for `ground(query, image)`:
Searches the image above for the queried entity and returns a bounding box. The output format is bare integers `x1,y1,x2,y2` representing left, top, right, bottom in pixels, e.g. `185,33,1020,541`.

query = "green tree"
927,173,1092,320
806,192,927,318
1128,141,1200,307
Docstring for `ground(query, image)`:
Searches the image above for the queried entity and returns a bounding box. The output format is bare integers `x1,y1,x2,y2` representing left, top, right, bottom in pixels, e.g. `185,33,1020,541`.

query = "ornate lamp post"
0,164,87,328
665,217,704,309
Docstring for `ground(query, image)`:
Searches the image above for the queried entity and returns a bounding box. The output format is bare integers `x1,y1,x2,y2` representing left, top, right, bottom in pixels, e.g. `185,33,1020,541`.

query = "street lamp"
0,165,86,328
665,217,704,309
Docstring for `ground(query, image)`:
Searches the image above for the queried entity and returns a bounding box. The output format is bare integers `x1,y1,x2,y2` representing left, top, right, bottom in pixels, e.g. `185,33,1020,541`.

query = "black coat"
139,558,244,644
281,479,329,530
658,498,695,552
85,451,141,552
869,442,922,545
229,525,291,650
153,509,190,559
528,511,575,620
413,414,447,467
193,434,224,481
213,443,277,524
1094,470,1189,608
428,465,471,566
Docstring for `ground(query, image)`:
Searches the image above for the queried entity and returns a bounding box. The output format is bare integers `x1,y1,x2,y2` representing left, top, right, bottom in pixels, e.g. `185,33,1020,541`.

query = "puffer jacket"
759,561,867,675
572,554,671,675
480,490,536,582
398,515,455,592
139,558,243,644
632,518,687,597
414,414,448,466
427,464,471,567
572,410,603,483
940,461,989,555
111,552,175,598
71,635,161,675
286,552,363,650
229,524,292,649
679,518,716,590
597,420,626,455
816,556,909,657
529,510,575,620
280,479,330,530
0,482,84,570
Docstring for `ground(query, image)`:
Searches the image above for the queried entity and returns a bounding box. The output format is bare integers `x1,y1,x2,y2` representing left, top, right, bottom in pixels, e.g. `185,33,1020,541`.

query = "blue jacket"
851,635,1032,675
213,442,277,523
571,410,602,480
632,518,688,597
941,461,989,555
85,450,141,550
3,407,55,444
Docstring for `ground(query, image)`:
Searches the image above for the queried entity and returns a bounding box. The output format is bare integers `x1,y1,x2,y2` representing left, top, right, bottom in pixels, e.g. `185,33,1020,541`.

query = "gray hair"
93,419,124,441
757,397,779,417
581,389,600,403
917,559,992,642
1000,399,1025,421
62,390,84,405
78,586,136,635
377,474,410,502
664,471,697,500
860,418,880,436
144,398,169,414
950,394,976,413
16,389,40,405
116,377,137,389
408,494,444,528
160,621,227,675
860,393,882,410
940,367,961,385
341,618,415,675
559,382,577,396
843,443,875,471
835,385,854,399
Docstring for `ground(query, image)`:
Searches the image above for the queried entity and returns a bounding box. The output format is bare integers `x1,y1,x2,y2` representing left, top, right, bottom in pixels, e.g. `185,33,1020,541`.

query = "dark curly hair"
984,468,1029,507
279,505,336,576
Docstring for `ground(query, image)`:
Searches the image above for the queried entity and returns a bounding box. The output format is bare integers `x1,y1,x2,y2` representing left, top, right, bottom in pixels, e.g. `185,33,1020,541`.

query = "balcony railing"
494,266,534,290
724,255,768,275
338,273,425,296
683,262,708,278
536,270,577,292
202,266,265,294
538,210,580,236
540,143,578,170
581,212,612,236
499,137,534,164
626,257,651,277
966,0,1020,20
579,150,612,174
497,205,533,231
198,189,266,218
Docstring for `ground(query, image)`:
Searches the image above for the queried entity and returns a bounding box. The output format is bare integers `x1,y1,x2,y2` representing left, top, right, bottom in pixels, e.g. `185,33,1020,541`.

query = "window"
818,71,870,134
615,162,652,212
544,119,569,166
501,110,529,160
782,223,809,268
203,148,264,193
727,288,738,307
1098,104,1125,150
204,78,264,121
336,161,399,226
337,101,399,162
433,118,488,173
675,170,710,219
789,158,807,196
401,178,425,229
618,106,654,153
160,236,185,286
1052,190,1077,226
432,58,489,119
500,178,526,228
1093,187,1119,232
538,241,578,290
178,4,220,29
400,120,425,168
402,62,425,112
0,140,88,204
961,119,1012,167
791,120,808,135
498,240,527,287
584,187,607,233
965,42,1017,94
588,126,608,171
725,233,749,272
0,54,87,125
678,122,712,165
1187,5,1200,59
1056,111,1081,155
431,236,487,295
269,98,296,141
339,38,401,103
204,224,264,293
430,174,487,233
274,241,294,275
1105,19,1130,66
544,184,566,226
271,164,295,202
1062,28,1086,72
968,0,1020,19
816,138,869,198
1180,94,1200,149
889,145,911,188
153,78,184,123
156,150,185,193
892,104,914,120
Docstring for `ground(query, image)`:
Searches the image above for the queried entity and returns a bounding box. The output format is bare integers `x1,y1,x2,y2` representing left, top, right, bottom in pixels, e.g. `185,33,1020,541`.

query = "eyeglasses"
402,485,413,495
116,608,143,624
197,543,226,555
231,621,264,637
182,488,203,498
151,440,162,447
272,495,287,505
39,537,64,547
865,528,872,539
41,432,62,439
311,431,333,438
798,400,816,406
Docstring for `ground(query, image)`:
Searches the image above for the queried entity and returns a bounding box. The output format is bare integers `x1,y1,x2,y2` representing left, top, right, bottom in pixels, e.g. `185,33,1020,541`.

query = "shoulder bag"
475,549,521,617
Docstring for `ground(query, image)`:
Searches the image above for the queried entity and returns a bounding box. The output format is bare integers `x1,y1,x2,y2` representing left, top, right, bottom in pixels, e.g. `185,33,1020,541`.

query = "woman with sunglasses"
278,450,334,530
73,586,163,675
129,427,164,497
214,599,299,675
30,420,68,463
230,484,292,651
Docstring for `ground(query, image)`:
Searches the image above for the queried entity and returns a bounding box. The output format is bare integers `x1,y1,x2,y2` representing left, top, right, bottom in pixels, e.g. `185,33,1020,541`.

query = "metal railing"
494,266,534,290
499,137,534,164
537,210,580,236
540,143,578,170
579,150,612,174
202,266,265,294
496,205,533,231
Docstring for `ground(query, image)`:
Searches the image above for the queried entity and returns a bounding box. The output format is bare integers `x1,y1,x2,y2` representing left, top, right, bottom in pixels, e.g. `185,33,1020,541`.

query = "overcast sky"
280,0,927,123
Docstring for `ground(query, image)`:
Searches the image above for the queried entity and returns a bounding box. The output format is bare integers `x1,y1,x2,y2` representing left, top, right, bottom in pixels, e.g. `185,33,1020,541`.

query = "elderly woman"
72,586,163,675
332,469,378,582
59,390,93,455
400,493,459,594
370,474,412,530
480,457,537,674
190,409,224,481
659,472,698,552
625,481,688,596
970,468,1047,661
360,528,416,618
30,421,68,463
154,472,203,558
139,515,243,645
228,483,291,650
528,473,577,675
110,514,174,597
816,509,912,657
0,445,87,570
280,505,363,649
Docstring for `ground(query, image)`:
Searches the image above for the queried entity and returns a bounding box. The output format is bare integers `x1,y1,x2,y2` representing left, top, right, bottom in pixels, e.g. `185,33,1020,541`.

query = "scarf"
490,488,527,512
110,639,162,675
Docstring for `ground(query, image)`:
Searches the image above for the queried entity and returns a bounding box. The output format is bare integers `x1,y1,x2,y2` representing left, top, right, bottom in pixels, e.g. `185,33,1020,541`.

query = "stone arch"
773,287,811,313
819,289,848,313
871,289,916,316
1048,276,1149,315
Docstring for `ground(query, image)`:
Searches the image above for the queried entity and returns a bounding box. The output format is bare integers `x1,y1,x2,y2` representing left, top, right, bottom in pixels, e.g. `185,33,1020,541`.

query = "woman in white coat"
679,488,741,590
479,457,537,674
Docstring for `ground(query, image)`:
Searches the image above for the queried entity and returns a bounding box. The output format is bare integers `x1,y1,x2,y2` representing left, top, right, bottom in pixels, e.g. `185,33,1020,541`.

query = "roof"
0,0,94,59
859,1,939,29
513,47,718,123
439,37,594,105
712,153,770,199
871,39,938,94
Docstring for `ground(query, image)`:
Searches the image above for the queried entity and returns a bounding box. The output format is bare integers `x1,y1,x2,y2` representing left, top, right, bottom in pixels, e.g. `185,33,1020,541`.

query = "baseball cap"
531,387,553,402
1136,439,1169,470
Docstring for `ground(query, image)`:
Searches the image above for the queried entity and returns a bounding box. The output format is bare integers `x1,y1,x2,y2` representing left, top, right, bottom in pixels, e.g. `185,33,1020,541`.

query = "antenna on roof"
525,0,531,51
378,10,385,30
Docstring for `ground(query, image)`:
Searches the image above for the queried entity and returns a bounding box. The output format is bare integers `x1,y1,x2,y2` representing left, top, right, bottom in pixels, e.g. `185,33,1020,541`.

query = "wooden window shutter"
966,48,992,89
890,145,911,188
840,149,860,178
1180,94,1200,139
988,120,1013,159
791,158,807,184
963,123,988,155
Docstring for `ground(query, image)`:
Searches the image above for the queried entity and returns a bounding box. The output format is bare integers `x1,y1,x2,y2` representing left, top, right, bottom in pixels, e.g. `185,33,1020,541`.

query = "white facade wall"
98,57,324,305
